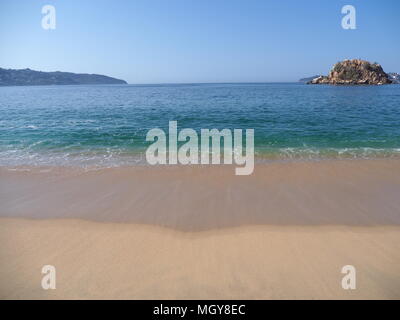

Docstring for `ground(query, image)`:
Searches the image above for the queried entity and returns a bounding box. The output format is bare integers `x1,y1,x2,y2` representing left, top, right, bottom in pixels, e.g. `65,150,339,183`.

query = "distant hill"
299,75,322,83
387,72,400,84
0,68,127,86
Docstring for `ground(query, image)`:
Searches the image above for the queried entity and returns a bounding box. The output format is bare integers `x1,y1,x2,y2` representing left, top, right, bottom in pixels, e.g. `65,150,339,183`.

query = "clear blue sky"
1,0,399,83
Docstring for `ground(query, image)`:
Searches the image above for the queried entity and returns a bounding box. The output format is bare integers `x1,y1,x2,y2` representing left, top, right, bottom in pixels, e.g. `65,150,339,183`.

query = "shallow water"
1,83,400,166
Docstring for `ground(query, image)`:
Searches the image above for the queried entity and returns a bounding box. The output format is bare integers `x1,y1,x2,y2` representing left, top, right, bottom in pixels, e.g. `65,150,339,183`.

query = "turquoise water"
1,83,400,166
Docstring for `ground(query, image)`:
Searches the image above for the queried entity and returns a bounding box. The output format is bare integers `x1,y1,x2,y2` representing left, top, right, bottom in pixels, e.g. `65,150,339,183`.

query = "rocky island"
0,68,127,86
307,59,392,85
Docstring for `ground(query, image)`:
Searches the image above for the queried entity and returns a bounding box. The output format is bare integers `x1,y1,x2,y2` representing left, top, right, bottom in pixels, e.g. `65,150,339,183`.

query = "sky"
0,0,399,83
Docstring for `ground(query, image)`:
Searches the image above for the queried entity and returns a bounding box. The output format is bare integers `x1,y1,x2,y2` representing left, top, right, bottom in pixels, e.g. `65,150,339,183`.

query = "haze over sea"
1,83,400,167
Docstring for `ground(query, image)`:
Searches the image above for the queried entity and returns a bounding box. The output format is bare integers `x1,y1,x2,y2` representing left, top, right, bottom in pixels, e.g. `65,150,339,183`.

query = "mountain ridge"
0,68,127,86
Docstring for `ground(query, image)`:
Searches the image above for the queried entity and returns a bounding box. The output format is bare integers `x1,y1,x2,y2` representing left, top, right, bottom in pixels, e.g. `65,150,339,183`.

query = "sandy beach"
1,159,400,299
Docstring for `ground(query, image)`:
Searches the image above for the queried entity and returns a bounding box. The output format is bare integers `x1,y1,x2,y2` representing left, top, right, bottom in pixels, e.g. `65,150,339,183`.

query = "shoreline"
1,159,400,230
2,150,400,168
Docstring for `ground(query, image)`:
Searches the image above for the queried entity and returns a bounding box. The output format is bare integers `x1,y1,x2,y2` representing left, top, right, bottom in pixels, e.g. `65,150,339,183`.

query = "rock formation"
308,59,392,85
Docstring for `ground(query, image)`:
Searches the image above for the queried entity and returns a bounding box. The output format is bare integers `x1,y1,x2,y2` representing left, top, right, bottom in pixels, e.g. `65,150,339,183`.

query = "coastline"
1,159,400,299
2,159,400,228
2,148,400,168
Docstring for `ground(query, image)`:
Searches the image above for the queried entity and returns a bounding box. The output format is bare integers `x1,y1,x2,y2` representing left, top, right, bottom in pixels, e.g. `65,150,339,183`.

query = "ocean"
1,83,400,167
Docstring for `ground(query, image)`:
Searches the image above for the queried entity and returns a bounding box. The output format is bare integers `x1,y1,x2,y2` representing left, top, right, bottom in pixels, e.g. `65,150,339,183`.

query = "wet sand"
2,159,400,229
1,159,400,299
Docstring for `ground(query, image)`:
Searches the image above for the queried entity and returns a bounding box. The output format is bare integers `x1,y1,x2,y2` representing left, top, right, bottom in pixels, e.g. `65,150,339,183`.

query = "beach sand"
1,159,400,299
